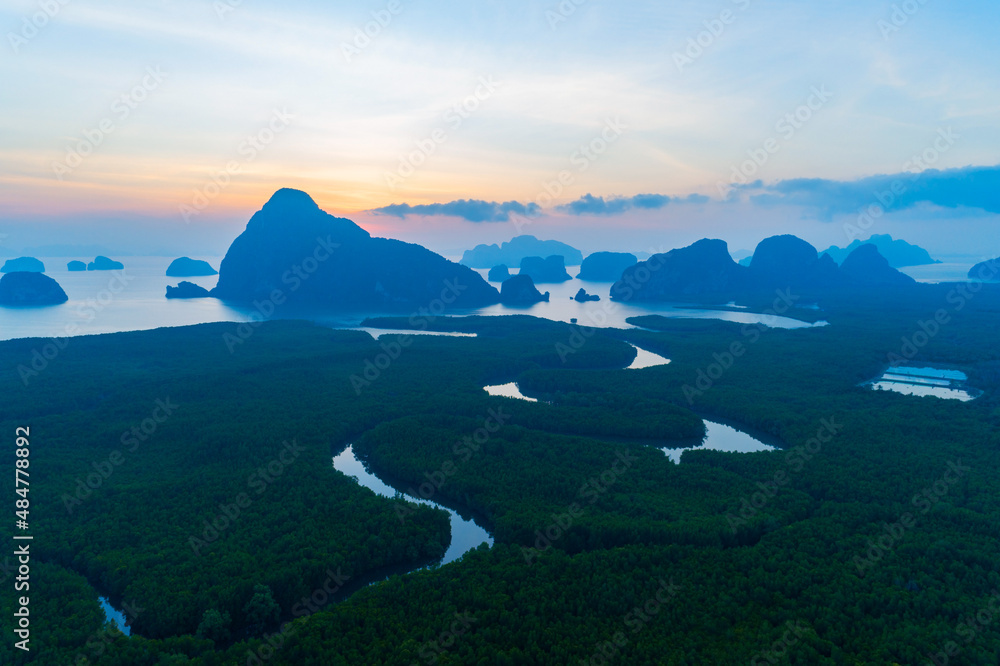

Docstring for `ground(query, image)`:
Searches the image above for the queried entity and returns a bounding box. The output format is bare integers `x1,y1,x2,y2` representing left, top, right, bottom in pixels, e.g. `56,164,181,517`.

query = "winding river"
332,446,493,565
99,344,772,629
482,345,776,464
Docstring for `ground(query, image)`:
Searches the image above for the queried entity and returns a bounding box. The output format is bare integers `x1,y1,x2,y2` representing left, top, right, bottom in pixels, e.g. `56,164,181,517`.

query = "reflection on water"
468,269,820,330
627,345,671,370
479,382,775,464
0,256,235,341
882,374,950,387
484,382,538,402
867,366,977,401
354,328,477,340
898,263,977,284
99,597,130,635
332,446,492,565
0,258,825,343
663,421,776,464
871,382,976,401
884,366,967,381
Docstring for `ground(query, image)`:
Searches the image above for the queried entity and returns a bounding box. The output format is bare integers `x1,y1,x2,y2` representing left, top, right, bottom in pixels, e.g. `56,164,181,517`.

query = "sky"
1,0,998,259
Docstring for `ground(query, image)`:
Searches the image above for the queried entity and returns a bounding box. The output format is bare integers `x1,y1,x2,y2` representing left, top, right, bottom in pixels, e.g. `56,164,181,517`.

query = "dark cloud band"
746,164,1000,220
370,199,540,223
556,193,708,215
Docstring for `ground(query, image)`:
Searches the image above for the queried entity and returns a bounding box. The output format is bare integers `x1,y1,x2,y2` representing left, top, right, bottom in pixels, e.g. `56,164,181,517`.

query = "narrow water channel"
662,420,776,463
332,446,493,565
99,597,130,635
480,378,777,464
626,344,671,370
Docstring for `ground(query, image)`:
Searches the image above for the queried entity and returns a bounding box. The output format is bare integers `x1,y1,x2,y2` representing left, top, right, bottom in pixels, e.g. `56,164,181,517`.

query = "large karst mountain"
211,189,500,308
612,234,915,302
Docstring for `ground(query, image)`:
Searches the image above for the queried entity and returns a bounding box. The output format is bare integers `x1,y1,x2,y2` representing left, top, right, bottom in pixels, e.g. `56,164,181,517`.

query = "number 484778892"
15,427,30,529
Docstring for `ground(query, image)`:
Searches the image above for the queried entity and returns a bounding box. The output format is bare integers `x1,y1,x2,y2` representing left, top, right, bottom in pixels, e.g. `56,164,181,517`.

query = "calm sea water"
0,258,827,342
898,263,977,283
467,268,819,330
0,256,235,341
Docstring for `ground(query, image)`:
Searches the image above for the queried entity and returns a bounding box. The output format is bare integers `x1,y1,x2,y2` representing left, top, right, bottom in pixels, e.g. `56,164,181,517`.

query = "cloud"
370,199,540,223
745,165,1000,220
557,193,708,216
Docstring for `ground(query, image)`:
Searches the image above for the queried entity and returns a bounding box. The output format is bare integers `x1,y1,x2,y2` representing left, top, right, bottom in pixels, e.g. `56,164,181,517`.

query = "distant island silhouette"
820,234,938,268
461,235,583,268
147,191,930,309
0,271,68,306
613,234,915,302
577,252,638,281
88,256,125,271
519,255,571,283
166,281,211,299
969,257,1000,282
1,257,45,273
487,265,511,282
167,257,218,277
499,274,549,305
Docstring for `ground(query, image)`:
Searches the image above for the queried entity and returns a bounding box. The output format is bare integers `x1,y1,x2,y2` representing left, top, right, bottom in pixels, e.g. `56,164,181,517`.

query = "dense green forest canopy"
2,283,1000,664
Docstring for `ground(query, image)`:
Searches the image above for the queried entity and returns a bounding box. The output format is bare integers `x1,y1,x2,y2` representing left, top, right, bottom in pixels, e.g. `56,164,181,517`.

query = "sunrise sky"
2,0,998,257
